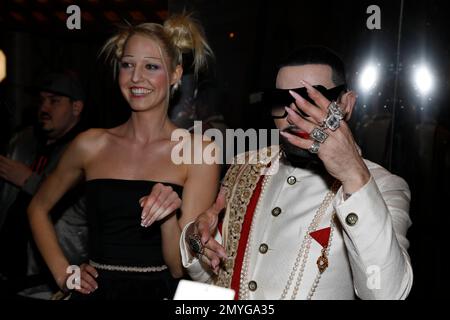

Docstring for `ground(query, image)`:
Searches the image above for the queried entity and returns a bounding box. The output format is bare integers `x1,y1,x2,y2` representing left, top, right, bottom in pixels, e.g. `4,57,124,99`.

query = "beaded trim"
89,260,168,273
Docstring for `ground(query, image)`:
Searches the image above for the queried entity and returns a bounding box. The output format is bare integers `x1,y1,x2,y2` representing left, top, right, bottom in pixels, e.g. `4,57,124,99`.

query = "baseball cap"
37,73,85,101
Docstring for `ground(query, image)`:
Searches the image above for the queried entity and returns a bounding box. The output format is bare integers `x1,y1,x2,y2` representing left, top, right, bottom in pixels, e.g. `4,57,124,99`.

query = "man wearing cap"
0,72,88,298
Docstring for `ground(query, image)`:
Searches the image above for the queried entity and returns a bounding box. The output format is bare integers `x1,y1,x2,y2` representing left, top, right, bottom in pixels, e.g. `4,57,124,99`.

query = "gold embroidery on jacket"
215,146,278,288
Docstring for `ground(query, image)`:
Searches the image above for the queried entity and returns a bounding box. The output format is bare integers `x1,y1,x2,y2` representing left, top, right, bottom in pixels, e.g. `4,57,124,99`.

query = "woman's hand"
280,79,370,194
140,183,182,227
73,264,99,294
57,263,99,295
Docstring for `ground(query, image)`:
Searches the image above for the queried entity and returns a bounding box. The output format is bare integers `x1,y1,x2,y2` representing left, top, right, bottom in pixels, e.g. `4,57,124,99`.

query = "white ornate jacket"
180,148,413,300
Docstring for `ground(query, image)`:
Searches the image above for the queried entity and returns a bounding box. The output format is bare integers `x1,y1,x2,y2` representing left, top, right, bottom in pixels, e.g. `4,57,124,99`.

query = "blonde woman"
28,14,219,300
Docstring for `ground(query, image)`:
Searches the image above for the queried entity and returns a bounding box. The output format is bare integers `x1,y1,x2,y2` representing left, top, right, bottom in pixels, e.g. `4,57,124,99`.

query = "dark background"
1,0,449,299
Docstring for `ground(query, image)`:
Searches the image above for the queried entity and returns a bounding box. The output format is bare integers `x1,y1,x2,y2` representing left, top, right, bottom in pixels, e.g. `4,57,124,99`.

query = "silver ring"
323,111,341,131
310,127,329,143
188,233,204,255
309,141,320,154
328,101,344,120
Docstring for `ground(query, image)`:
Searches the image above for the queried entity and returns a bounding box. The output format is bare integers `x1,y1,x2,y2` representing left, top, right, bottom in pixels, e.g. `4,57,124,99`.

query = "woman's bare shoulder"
74,128,108,142
69,128,110,155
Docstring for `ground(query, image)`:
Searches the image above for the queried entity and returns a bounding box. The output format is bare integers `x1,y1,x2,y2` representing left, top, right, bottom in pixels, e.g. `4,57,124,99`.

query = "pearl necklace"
239,172,339,300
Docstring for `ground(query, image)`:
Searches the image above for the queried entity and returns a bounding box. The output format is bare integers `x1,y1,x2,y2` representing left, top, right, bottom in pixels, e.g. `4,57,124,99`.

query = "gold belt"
89,260,168,273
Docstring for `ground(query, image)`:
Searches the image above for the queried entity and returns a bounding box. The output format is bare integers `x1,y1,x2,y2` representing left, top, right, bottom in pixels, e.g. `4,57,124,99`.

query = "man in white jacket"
179,46,413,300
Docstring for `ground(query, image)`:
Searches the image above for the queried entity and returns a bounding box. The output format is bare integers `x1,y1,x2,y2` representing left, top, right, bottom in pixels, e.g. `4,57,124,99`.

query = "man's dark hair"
277,46,346,86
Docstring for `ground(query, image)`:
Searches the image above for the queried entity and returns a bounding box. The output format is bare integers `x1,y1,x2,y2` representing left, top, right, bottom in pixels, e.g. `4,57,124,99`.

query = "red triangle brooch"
310,227,331,274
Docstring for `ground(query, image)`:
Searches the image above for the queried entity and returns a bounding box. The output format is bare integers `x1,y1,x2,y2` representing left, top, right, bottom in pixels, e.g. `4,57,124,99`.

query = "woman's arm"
27,131,92,289
145,138,220,278
139,136,220,278
173,161,220,277
178,140,221,230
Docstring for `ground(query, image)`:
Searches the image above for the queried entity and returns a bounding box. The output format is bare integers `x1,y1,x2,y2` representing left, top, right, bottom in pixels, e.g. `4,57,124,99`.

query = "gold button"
287,176,297,185
346,213,358,226
271,207,281,217
259,243,268,254
248,281,257,291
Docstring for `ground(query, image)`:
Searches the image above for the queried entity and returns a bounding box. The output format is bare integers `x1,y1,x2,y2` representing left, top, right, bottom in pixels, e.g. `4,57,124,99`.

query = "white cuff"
179,221,219,283
333,176,390,253
180,221,198,268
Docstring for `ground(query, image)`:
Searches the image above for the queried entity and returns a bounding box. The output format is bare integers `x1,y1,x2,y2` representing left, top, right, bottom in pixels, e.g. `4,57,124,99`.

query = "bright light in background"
359,63,379,92
413,64,434,96
0,50,6,82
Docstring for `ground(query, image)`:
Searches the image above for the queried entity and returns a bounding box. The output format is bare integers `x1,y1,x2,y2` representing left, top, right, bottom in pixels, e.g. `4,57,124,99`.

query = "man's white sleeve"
333,169,413,300
180,221,223,283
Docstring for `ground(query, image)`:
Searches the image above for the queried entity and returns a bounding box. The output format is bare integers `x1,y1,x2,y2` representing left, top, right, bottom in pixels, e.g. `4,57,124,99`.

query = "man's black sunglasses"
263,84,347,119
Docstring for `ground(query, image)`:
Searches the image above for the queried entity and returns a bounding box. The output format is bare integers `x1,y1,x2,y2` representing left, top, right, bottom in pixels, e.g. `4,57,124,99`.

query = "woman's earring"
171,80,182,95
175,79,182,90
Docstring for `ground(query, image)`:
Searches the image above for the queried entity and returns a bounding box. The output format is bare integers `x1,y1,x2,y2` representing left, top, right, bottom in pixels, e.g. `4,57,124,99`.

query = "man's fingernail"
289,90,301,100
285,106,297,115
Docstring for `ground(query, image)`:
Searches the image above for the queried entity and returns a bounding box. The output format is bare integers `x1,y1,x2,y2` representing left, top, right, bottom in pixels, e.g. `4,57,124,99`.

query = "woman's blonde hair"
100,12,213,84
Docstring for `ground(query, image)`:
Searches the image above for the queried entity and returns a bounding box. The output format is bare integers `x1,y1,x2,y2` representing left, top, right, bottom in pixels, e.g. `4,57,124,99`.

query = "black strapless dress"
71,179,183,300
